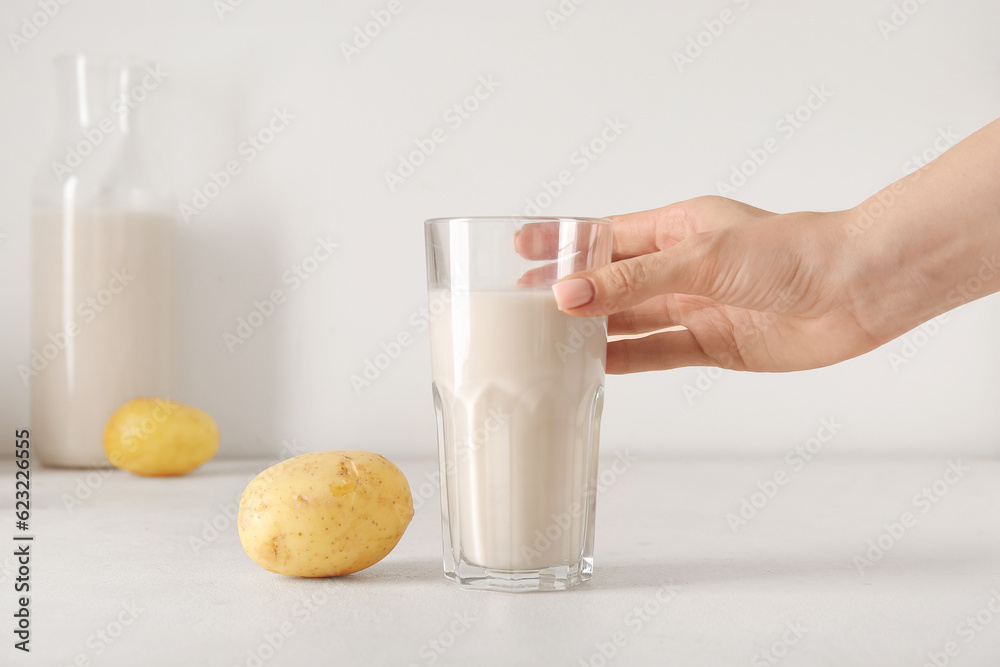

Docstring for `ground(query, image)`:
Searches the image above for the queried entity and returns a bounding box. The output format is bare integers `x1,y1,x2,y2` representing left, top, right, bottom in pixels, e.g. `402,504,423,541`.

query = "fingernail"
552,278,594,310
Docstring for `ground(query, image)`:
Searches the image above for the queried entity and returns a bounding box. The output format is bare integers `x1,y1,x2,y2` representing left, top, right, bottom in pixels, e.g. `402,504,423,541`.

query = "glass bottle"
30,53,177,467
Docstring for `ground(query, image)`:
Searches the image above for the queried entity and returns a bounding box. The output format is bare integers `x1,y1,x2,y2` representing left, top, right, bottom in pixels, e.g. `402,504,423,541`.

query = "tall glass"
425,216,613,591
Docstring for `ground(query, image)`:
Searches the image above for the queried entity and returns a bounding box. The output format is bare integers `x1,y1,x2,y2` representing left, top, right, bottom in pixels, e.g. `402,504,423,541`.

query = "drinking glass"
424,216,612,591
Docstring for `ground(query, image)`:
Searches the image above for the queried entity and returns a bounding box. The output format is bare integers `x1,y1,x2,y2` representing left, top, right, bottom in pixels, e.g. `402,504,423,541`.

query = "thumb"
552,235,712,316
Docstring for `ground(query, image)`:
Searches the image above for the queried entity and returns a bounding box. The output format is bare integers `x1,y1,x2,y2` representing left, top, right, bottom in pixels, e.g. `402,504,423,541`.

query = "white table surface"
3,453,1000,666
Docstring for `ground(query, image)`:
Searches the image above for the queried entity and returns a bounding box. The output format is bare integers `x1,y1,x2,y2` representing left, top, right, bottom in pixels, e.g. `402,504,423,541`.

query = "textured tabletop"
3,453,999,666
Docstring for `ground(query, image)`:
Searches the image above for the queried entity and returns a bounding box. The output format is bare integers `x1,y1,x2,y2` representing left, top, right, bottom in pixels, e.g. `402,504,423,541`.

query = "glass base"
444,556,593,592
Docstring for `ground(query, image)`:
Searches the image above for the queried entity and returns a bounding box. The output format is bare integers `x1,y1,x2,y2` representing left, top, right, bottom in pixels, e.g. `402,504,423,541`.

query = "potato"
238,451,413,577
103,398,219,477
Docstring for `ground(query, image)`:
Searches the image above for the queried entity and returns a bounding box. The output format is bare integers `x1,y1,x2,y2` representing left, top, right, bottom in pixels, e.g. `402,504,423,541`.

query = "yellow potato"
103,398,219,476
238,451,414,577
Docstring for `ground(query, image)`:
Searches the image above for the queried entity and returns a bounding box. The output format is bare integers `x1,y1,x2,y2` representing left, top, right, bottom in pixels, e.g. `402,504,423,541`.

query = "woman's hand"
544,196,883,374
518,118,1000,376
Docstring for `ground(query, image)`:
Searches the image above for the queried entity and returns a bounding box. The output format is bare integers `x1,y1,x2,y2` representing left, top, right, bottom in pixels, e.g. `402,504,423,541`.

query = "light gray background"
1,0,999,461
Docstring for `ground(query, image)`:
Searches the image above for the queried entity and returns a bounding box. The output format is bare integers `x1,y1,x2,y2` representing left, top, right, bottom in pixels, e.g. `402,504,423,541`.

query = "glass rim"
424,216,612,227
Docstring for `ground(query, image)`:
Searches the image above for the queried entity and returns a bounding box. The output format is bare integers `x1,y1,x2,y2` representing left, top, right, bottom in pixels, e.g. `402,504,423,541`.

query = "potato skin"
103,398,219,476
238,451,414,577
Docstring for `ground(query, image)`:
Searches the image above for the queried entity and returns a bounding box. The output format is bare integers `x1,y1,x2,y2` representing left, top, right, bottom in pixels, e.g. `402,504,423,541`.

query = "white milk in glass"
30,209,176,467
430,289,606,571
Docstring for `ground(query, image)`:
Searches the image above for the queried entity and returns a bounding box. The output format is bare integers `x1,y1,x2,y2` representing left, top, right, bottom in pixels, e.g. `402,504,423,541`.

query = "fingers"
514,208,689,263
516,262,559,287
514,222,562,260
552,235,713,316
607,294,681,335
515,198,770,265
606,207,685,261
517,251,600,286
513,200,706,263
513,220,612,289
552,197,781,317
609,196,772,261
513,219,611,262
606,329,712,374
516,197,772,262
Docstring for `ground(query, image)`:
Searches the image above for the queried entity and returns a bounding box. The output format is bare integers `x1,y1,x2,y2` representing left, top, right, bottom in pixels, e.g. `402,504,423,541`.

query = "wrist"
840,165,1000,345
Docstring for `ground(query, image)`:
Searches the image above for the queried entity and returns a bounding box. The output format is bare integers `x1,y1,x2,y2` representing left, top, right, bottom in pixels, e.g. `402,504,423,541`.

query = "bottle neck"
41,54,172,212
54,54,152,135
